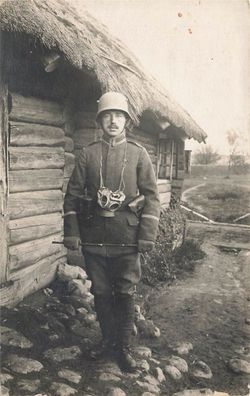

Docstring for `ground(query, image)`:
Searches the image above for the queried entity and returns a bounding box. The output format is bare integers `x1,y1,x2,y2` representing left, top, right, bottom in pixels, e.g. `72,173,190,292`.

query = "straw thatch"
0,0,207,142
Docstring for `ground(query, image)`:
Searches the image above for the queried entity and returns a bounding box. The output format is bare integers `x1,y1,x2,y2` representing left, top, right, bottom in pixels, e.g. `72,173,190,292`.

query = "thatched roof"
0,0,207,142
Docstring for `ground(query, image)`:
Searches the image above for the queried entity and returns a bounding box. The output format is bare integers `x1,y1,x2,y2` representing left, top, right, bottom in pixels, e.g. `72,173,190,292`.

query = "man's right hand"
63,236,81,250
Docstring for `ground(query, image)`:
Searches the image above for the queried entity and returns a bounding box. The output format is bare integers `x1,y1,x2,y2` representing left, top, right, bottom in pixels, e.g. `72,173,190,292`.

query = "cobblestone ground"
1,244,250,396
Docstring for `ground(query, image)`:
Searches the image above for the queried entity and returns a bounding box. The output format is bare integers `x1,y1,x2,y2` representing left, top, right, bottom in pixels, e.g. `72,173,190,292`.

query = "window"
158,139,178,180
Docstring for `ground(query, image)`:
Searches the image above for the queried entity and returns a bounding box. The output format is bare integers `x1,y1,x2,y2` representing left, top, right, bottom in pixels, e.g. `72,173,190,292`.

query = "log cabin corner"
0,0,207,306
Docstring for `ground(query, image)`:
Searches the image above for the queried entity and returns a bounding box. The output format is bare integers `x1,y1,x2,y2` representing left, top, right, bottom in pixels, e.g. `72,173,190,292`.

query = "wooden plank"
9,251,66,282
0,51,8,283
10,121,65,147
9,147,65,170
64,152,75,178
73,128,101,149
74,111,96,129
9,213,62,245
185,220,250,249
9,93,64,126
8,190,63,219
157,180,171,193
0,255,67,307
64,136,74,152
9,233,64,271
9,169,64,192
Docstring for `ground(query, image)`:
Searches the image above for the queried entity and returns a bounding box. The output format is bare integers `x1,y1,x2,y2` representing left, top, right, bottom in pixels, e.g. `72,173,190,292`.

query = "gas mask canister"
97,142,127,217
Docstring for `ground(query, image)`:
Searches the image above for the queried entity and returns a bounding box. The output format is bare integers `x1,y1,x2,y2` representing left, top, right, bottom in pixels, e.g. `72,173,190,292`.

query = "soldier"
63,92,160,372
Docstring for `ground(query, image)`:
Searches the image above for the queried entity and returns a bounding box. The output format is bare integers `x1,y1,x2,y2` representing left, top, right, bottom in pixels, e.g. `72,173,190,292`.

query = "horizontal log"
9,93,64,126
157,180,171,193
9,147,65,170
8,190,63,219
1,255,67,307
74,111,96,129
9,213,63,244
128,129,158,146
64,153,75,178
9,233,64,271
10,122,65,147
73,129,101,149
64,136,74,152
185,220,250,248
9,169,64,192
9,251,66,282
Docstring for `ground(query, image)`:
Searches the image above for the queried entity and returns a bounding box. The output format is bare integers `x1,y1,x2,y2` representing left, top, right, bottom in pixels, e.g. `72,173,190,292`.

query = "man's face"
100,110,127,137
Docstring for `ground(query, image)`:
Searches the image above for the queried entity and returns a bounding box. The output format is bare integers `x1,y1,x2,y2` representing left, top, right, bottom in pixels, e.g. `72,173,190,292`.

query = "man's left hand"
138,239,155,253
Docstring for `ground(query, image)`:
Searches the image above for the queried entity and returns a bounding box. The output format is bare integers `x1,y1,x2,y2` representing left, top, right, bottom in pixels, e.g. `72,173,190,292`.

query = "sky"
69,0,250,155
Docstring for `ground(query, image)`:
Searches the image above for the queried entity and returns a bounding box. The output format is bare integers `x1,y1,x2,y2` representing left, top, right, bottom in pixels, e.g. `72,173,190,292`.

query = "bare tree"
193,145,221,165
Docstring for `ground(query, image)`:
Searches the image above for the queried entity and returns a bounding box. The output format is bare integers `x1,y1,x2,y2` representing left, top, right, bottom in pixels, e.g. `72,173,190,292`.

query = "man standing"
63,92,160,372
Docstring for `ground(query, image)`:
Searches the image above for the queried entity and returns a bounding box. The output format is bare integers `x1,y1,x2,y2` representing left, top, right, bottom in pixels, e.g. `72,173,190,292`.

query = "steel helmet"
96,92,132,120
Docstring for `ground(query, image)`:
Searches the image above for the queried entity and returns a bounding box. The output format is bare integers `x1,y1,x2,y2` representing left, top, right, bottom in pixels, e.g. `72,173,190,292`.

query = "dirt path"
143,242,250,394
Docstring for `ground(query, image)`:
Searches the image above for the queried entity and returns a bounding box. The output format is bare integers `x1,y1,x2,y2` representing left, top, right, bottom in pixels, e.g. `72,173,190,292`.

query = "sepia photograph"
0,0,249,395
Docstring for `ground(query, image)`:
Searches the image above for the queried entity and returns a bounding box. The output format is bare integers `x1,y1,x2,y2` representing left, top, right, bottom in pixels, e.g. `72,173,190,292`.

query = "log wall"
1,93,67,306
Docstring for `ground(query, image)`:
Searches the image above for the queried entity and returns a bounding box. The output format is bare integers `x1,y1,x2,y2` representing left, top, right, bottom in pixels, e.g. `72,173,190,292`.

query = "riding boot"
90,295,116,359
115,294,137,372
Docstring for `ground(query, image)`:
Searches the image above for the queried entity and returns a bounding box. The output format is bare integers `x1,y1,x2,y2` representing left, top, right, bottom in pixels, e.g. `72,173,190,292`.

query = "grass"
182,167,250,222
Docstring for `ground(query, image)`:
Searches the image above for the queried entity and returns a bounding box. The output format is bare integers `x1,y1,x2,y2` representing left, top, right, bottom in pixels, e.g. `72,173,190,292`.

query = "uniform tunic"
64,131,160,257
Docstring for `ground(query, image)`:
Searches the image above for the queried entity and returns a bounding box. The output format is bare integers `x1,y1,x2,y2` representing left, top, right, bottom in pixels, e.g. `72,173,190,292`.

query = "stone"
58,369,82,384
173,389,213,396
49,333,60,342
149,357,160,365
141,393,158,396
136,359,150,372
48,317,66,334
134,346,152,358
228,358,250,374
170,341,193,355
0,386,9,396
0,373,14,385
144,374,160,387
16,379,40,392
245,318,250,325
71,323,87,337
62,296,92,311
137,320,160,338
68,279,90,297
44,346,81,362
50,382,77,396
0,326,33,349
57,263,87,281
132,323,138,336
76,307,88,316
164,365,182,380
99,372,121,382
134,304,141,313
5,354,43,374
98,362,122,377
191,361,212,379
84,313,96,326
106,387,126,396
168,355,188,373
153,367,166,383
136,380,160,394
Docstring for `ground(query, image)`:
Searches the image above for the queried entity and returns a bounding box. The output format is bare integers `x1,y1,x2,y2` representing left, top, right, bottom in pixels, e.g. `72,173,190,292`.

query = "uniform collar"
102,131,126,147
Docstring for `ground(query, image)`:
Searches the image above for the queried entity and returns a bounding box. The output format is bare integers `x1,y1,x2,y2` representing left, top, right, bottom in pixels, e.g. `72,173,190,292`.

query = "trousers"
84,252,141,346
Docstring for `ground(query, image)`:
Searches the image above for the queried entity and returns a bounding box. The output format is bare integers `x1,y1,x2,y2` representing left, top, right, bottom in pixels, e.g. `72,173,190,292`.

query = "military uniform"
64,126,160,371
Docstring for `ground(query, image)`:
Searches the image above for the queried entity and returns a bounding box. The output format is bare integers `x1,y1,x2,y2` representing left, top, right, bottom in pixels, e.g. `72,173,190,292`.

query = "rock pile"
0,263,243,395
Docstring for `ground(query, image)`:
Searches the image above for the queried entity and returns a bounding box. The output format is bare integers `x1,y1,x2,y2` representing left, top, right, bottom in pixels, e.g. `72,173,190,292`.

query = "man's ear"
125,118,133,132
